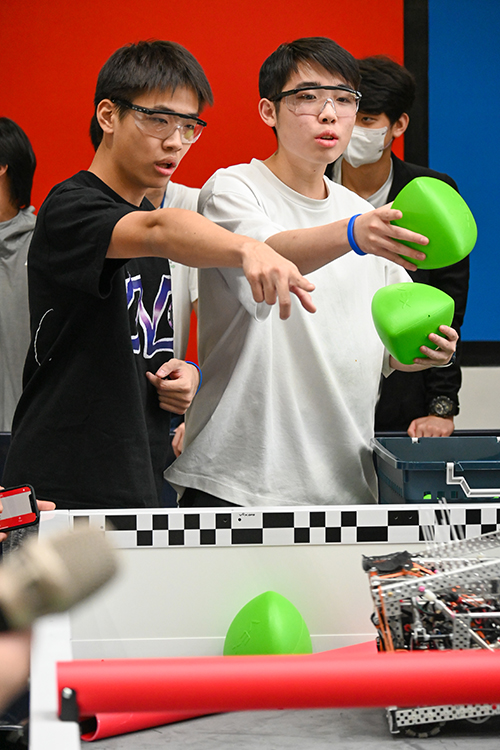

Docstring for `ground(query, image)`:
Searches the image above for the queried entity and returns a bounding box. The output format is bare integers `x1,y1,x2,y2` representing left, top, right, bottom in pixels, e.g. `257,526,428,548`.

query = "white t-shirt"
161,183,199,359
166,159,409,506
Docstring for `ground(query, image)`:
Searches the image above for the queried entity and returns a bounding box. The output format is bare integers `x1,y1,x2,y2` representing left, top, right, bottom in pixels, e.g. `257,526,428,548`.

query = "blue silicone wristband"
347,214,366,256
186,361,202,394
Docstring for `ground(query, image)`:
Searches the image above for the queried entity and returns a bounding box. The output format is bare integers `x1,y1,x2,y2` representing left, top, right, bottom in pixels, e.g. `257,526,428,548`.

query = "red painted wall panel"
0,0,404,362
0,0,403,208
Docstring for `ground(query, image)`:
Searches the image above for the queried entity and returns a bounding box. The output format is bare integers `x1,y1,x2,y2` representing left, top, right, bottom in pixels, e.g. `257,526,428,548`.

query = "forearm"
266,219,351,274
108,208,258,269
422,358,462,406
267,206,428,275
108,207,316,320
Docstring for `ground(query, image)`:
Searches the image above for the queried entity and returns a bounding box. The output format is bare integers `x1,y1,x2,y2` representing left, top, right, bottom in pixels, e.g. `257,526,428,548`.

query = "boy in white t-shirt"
166,37,457,507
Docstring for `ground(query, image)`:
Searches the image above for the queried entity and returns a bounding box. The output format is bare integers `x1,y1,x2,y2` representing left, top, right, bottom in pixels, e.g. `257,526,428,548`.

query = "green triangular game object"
371,282,455,365
223,591,312,656
391,176,477,269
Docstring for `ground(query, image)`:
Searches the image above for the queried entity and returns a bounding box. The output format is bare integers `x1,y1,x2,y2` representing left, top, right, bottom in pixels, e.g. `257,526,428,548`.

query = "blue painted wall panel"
429,0,500,340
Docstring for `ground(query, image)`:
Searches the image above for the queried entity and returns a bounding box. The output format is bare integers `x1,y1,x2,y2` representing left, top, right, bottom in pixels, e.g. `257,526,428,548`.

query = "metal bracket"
59,687,79,722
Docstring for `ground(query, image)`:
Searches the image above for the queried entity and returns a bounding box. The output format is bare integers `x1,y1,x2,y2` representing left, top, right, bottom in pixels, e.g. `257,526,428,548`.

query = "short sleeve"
37,181,143,297
199,172,287,244
199,171,284,319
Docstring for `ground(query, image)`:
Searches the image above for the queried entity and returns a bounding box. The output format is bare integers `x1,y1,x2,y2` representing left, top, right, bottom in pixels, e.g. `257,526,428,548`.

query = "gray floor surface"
92,708,500,749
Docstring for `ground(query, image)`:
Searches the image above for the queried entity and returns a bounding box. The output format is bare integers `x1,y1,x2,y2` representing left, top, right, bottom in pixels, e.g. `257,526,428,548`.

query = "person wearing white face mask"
342,124,392,171
327,56,469,438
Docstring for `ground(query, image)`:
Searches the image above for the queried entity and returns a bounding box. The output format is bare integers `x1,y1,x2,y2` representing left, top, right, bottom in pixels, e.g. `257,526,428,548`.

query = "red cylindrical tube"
78,644,377,740
58,649,500,717
80,711,207,741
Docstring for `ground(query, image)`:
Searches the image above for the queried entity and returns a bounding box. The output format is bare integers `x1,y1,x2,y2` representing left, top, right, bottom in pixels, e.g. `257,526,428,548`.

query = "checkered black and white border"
70,505,500,549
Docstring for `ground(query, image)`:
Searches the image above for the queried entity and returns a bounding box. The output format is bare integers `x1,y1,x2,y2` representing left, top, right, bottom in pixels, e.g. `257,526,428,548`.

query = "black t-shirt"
3,171,174,509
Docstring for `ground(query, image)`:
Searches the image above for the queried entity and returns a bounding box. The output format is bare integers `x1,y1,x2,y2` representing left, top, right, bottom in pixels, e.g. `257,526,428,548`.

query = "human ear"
95,99,117,135
258,98,277,128
391,112,410,140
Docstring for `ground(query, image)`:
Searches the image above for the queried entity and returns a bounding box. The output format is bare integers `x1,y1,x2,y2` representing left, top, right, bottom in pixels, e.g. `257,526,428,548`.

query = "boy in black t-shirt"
3,41,316,510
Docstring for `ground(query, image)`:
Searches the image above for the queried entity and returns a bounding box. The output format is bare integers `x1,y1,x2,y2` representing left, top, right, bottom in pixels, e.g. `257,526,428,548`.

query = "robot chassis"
363,523,500,737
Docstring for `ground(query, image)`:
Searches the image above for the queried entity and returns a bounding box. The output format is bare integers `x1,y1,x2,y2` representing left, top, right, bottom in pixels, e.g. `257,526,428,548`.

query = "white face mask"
343,125,389,168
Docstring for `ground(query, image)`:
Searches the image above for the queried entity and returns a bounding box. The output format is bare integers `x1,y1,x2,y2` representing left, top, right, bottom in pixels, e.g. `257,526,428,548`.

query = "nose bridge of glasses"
135,111,189,144
163,121,185,146
319,97,338,117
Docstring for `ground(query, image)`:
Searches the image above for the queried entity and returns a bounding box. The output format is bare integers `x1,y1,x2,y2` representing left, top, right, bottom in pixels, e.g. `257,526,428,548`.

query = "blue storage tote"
372,435,500,504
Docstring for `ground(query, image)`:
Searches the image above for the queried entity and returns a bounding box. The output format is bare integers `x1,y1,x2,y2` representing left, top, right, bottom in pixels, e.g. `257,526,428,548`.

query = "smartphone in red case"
0,485,39,533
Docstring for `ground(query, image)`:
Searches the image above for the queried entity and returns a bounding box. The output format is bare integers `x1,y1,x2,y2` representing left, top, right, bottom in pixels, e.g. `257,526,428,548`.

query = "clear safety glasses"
271,85,361,118
112,99,207,144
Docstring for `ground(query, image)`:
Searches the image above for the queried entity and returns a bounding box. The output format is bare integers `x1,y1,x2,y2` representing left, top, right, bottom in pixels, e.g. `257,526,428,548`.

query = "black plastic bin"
372,433,500,504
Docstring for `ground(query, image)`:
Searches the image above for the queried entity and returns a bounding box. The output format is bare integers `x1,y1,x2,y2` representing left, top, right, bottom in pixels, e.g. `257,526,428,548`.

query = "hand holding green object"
223,590,312,656
371,282,455,365
391,176,477,269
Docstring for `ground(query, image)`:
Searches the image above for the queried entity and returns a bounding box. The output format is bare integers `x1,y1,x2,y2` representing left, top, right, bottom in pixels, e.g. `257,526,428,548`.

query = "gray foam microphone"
0,526,119,631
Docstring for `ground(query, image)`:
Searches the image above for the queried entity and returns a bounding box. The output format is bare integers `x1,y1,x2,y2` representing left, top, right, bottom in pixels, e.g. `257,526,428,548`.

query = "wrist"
236,237,258,268
428,395,458,417
434,351,457,368
347,214,366,256
186,361,202,394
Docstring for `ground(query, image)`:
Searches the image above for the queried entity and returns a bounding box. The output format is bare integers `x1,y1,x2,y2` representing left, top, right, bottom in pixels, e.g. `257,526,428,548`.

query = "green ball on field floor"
223,591,312,656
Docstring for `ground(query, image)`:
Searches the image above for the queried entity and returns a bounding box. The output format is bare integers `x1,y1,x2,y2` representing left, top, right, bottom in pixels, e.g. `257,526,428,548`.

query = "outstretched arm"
108,209,315,320
266,206,428,275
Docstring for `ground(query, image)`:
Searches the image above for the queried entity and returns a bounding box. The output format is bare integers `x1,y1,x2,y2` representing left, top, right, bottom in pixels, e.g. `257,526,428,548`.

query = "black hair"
259,37,360,102
0,118,36,210
90,40,213,150
357,56,416,124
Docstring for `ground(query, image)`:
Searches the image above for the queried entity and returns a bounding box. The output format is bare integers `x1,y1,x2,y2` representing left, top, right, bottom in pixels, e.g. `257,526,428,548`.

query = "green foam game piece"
371,282,455,365
391,176,477,269
223,591,312,656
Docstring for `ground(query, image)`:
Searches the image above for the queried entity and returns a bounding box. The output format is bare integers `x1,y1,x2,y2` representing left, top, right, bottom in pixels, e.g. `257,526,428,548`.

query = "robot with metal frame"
363,525,500,736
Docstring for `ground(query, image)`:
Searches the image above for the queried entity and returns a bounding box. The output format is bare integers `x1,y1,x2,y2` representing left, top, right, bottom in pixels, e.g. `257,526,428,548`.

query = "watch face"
429,396,456,417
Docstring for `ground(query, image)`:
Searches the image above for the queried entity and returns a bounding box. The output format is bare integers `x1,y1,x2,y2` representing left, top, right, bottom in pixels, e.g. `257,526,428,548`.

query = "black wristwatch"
428,396,458,418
